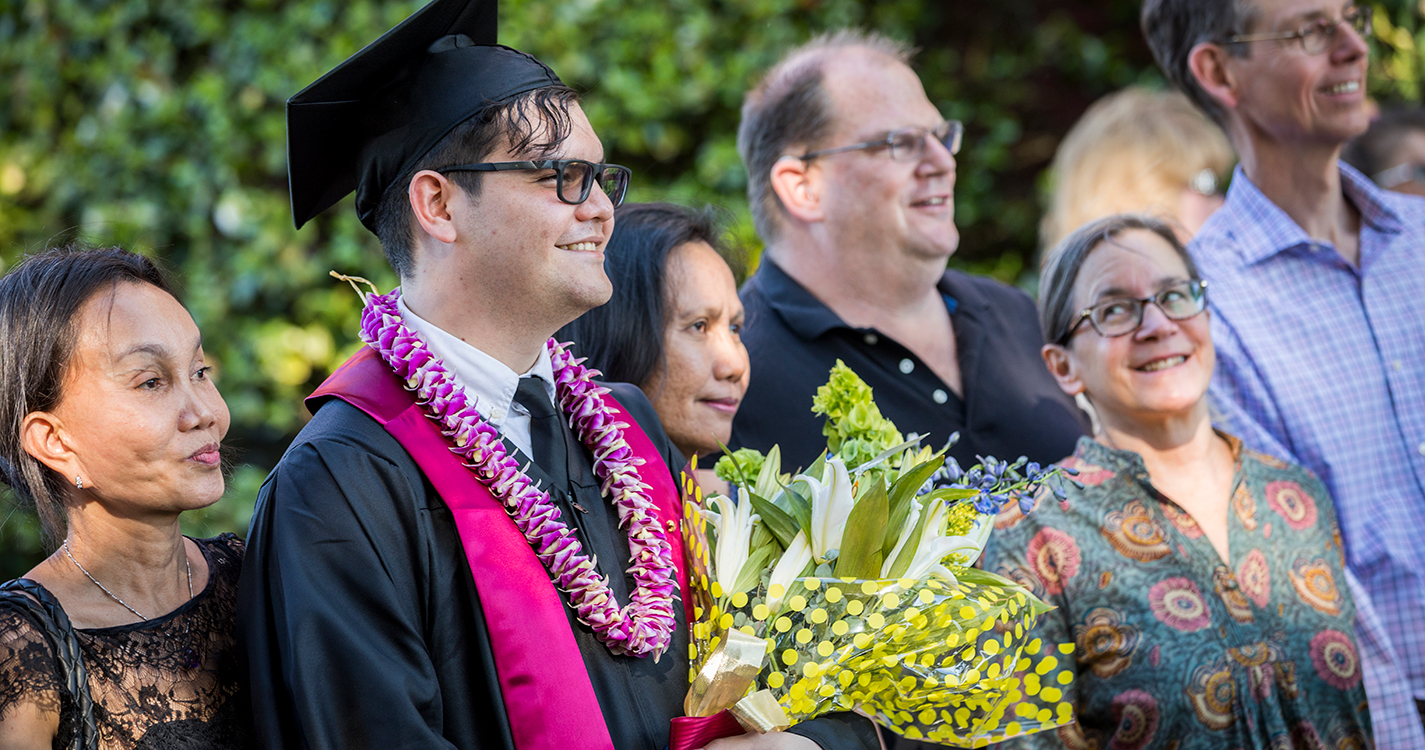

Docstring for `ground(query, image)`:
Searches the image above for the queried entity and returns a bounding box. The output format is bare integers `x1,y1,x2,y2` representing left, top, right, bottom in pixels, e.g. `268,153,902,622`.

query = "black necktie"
513,377,569,491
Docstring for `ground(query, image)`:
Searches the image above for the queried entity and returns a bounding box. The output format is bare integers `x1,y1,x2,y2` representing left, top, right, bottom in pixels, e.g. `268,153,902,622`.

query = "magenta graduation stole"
309,346,692,750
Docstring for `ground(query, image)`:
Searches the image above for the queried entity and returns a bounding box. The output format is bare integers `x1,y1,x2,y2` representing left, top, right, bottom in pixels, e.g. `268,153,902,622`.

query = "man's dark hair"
1342,107,1425,179
737,30,913,244
0,244,172,542
556,202,728,389
1141,0,1257,128
373,85,581,278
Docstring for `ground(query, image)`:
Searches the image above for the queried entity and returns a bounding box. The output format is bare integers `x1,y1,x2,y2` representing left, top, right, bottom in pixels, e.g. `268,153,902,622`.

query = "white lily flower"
703,493,760,593
766,530,813,609
900,503,995,583
880,498,923,578
751,445,783,500
799,456,855,562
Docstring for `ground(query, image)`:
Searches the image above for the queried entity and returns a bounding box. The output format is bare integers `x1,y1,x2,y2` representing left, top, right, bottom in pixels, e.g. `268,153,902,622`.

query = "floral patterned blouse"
984,435,1371,750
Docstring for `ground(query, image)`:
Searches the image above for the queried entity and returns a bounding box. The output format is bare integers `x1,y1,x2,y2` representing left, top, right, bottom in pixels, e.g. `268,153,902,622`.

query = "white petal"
767,531,812,610
807,456,856,561
881,499,922,578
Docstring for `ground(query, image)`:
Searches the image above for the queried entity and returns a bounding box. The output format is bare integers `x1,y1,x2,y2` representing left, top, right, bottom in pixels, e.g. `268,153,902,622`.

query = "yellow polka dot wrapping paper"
680,485,1079,747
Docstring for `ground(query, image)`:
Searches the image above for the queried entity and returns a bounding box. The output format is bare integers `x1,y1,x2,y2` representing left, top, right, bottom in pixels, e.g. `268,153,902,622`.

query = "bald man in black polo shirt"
730,31,1087,471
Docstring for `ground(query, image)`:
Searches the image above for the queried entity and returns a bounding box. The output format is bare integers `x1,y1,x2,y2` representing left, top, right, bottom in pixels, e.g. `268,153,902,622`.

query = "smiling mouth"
557,241,599,252
1137,355,1187,373
1324,81,1360,95
912,197,948,207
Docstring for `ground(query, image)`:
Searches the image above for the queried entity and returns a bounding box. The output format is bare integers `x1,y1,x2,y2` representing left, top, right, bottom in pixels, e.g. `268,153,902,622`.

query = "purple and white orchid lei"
359,288,678,659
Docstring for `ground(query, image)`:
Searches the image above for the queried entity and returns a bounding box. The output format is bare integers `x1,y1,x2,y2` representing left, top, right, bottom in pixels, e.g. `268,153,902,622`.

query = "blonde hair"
1040,87,1234,250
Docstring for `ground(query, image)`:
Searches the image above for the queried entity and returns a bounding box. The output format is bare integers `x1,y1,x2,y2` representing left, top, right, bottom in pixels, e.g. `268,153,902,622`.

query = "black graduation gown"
237,381,879,750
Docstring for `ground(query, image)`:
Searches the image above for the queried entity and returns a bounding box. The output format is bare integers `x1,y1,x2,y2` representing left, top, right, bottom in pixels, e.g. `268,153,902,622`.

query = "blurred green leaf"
833,480,887,580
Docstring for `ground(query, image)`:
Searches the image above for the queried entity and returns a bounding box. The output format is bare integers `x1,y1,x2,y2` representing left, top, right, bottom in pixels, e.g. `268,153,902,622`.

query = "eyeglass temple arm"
439,161,546,173
801,141,885,160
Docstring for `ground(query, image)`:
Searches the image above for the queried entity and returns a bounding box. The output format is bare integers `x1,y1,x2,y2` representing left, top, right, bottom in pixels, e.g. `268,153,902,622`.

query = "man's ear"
21,412,80,487
409,170,461,245
1188,42,1241,113
1041,344,1086,398
769,155,824,224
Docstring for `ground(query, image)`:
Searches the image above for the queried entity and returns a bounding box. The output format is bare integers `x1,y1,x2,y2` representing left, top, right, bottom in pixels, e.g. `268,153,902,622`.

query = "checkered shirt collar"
1224,161,1404,267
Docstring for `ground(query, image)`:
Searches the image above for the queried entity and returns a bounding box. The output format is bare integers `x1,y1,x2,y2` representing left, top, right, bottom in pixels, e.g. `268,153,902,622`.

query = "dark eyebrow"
852,123,931,143
118,343,172,361
117,335,203,363
676,303,722,320
1091,277,1189,303
1282,4,1344,27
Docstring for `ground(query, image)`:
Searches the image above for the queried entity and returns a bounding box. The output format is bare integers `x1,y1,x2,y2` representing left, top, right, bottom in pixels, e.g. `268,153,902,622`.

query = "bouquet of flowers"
675,362,1076,748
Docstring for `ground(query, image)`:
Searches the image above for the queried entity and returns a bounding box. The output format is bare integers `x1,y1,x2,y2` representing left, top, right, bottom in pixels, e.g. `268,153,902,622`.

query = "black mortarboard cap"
287,0,563,230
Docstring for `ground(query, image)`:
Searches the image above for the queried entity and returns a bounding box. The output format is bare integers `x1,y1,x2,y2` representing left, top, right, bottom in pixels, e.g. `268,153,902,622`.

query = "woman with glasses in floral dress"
984,214,1371,749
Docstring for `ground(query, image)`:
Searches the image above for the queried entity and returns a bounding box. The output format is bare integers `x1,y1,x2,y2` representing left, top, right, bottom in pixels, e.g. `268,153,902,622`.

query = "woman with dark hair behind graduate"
0,245,252,750
558,202,750,471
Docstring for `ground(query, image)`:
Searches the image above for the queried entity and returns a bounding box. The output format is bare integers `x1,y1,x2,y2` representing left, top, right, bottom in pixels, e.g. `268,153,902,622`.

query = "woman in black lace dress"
0,246,252,749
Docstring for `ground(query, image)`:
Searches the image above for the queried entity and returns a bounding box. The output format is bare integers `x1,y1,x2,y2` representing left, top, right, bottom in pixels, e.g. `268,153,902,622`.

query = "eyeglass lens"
1301,6,1370,53
557,162,629,206
888,122,963,161
1090,281,1206,337
598,165,630,205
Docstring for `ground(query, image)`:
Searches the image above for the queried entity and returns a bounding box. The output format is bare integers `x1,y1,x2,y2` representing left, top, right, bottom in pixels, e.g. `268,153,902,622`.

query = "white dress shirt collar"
397,294,556,459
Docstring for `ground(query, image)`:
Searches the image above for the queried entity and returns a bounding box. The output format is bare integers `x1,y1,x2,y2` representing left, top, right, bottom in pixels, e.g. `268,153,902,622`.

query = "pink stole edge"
598,393,694,630
311,347,685,750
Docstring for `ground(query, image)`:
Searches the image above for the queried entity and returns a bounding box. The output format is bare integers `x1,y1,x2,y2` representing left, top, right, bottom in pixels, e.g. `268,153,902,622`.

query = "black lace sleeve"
0,597,65,721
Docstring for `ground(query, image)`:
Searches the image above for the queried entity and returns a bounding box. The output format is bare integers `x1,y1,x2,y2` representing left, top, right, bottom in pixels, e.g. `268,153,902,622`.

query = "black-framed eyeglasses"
1058,279,1209,345
437,159,632,206
800,120,964,162
1223,3,1371,55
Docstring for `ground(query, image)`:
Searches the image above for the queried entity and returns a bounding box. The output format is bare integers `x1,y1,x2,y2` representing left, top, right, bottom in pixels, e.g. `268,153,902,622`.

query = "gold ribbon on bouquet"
684,627,790,732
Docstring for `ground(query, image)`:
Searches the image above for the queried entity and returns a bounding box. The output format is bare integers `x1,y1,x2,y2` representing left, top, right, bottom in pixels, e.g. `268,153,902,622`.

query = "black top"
0,535,253,750
237,380,878,750
731,261,1088,472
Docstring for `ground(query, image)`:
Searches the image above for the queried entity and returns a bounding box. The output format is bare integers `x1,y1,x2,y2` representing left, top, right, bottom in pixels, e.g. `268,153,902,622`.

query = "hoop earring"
75,476,84,490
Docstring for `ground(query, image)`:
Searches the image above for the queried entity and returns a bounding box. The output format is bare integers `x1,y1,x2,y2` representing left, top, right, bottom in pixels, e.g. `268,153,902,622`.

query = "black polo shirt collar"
752,259,973,342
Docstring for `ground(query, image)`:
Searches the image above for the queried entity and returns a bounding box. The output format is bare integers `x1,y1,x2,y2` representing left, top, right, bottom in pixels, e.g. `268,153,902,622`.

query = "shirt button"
1393,360,1403,372
1418,442,1425,457
863,333,878,345
489,407,504,420
899,358,914,374
932,389,948,404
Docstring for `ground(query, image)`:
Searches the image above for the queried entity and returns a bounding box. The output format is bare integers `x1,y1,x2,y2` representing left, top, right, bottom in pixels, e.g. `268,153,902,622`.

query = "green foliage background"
2,0,1422,578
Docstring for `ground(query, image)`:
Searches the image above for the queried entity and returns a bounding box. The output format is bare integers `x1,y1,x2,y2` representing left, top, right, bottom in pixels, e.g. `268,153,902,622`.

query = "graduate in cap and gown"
236,1,880,749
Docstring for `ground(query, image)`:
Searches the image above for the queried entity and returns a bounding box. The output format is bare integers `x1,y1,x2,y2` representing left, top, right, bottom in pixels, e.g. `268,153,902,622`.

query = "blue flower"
1018,492,1037,515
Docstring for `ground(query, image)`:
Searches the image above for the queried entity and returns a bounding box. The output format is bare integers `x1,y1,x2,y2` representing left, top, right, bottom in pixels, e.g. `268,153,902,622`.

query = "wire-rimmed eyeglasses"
1057,279,1209,346
1223,3,1371,55
800,120,964,163
437,159,632,206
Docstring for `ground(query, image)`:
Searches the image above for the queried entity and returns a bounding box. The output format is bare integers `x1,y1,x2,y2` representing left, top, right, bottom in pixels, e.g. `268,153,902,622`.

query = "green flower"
811,361,903,466
714,448,767,486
